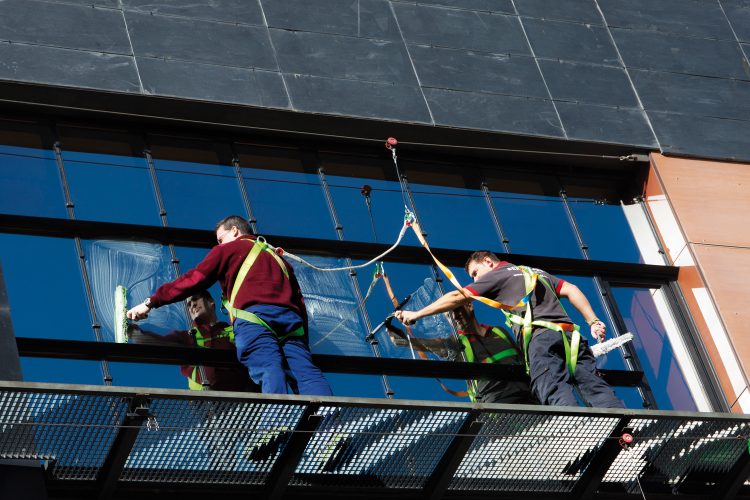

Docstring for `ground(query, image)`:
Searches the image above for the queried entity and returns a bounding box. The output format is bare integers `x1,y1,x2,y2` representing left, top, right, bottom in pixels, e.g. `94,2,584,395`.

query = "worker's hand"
589,320,606,342
395,310,420,326
127,303,151,321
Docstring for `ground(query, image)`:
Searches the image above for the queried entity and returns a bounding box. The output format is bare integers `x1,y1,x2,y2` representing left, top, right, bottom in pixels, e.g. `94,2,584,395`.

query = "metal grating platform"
0,382,749,499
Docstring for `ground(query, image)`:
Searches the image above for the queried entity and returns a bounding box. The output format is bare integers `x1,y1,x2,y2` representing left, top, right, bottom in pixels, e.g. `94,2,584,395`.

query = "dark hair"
464,250,501,273
215,215,251,235
188,290,214,304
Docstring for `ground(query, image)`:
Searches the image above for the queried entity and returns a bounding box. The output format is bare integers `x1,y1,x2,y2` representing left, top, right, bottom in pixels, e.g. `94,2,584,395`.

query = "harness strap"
223,237,303,340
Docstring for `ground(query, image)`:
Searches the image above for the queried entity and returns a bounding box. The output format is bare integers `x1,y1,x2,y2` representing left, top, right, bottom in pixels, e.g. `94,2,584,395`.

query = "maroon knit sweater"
149,235,307,321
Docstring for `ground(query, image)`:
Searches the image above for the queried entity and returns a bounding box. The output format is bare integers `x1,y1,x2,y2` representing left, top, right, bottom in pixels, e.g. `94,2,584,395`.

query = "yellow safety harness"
406,210,581,377
221,236,305,341
460,325,521,402
187,325,235,391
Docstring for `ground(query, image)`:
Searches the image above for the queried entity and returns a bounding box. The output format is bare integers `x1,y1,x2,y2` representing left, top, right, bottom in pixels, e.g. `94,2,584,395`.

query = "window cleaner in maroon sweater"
127,215,333,396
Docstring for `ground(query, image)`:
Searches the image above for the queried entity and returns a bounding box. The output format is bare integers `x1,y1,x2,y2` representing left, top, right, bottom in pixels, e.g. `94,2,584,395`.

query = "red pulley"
361,184,372,197
385,137,398,149
621,433,634,444
276,247,284,256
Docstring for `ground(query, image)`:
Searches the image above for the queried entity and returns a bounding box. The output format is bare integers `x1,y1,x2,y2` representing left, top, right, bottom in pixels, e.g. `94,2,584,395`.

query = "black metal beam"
425,411,483,500
15,337,643,387
0,214,677,281
716,444,750,499
264,404,323,500
96,395,151,500
569,417,631,500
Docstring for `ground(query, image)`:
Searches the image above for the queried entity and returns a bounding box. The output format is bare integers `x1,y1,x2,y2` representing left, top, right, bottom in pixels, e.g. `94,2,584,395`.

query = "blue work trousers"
233,304,333,396
527,328,624,408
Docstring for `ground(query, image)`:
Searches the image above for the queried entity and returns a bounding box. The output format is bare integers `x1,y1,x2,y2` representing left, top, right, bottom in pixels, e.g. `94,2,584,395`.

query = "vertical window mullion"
558,180,658,408
316,157,395,398
230,142,259,235
52,135,113,385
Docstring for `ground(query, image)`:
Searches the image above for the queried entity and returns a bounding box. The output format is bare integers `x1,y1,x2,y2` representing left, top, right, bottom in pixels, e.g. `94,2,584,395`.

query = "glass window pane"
20,358,103,385
0,123,65,218
109,361,189,390
611,286,698,411
85,239,189,343
408,183,501,250
150,137,246,229
0,234,92,341
59,126,159,225
570,198,646,263
326,373,387,398
239,148,333,239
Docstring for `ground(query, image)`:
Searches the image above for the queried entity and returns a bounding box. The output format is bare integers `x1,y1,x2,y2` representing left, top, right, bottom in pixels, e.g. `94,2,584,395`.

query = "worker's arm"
559,281,606,341
395,290,471,326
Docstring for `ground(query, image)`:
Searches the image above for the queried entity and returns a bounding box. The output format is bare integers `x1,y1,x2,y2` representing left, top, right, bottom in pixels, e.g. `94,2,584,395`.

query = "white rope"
269,220,410,272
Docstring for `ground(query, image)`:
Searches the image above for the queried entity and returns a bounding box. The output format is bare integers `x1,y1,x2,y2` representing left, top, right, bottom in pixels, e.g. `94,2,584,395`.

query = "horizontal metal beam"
0,214,677,281
16,337,643,387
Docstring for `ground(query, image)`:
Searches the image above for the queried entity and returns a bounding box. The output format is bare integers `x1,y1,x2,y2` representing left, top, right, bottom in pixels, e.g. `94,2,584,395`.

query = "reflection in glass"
154,158,246,229
63,149,159,225
85,239,188,341
611,286,697,411
0,234,91,341
20,358,103,385
0,144,65,218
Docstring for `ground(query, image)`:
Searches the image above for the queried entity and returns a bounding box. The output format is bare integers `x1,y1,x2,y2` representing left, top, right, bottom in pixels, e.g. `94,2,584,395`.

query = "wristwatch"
143,297,153,310
587,317,602,326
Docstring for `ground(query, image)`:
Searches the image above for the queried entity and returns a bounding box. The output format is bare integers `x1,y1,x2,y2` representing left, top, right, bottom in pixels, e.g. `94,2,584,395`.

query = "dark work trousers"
527,328,624,408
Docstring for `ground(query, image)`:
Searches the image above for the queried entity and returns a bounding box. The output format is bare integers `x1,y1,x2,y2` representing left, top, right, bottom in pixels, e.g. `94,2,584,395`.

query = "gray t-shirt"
465,262,572,325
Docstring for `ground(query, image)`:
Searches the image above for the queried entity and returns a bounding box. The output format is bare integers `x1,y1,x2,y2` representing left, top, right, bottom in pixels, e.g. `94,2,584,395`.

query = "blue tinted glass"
326,373,388,398
390,375,470,402
63,150,160,225
0,234,92,341
570,198,645,263
0,145,65,218
611,286,697,411
327,175,407,243
154,159,246,229
409,184,500,251
492,192,581,258
109,361,187,390
20,358,103,385
242,168,333,239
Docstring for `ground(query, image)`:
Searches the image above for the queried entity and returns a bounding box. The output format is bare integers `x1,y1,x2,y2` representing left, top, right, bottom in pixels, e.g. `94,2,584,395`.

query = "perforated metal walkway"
0,381,749,499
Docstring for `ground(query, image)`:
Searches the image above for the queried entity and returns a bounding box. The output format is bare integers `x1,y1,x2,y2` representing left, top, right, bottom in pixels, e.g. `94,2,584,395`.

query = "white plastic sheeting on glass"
85,240,189,341
292,256,372,357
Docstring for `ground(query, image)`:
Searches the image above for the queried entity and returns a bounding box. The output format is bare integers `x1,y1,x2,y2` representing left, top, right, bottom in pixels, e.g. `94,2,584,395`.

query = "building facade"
0,0,749,415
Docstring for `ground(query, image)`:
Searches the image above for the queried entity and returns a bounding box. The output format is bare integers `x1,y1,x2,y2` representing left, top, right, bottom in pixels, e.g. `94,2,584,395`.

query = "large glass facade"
0,117,712,410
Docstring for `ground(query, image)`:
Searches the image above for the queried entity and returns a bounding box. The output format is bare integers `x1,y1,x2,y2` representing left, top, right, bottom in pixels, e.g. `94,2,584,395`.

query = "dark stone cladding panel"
555,102,657,147
515,0,603,25
0,42,140,93
401,0,515,14
720,0,750,42
631,69,750,121
522,18,620,66
0,0,131,54
392,3,530,55
270,29,417,85
599,0,735,40
122,0,264,25
137,57,289,108
423,88,564,137
125,11,277,70
262,0,401,41
42,0,119,6
409,45,547,98
285,74,432,123
649,111,750,162
538,60,638,108
612,27,750,80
